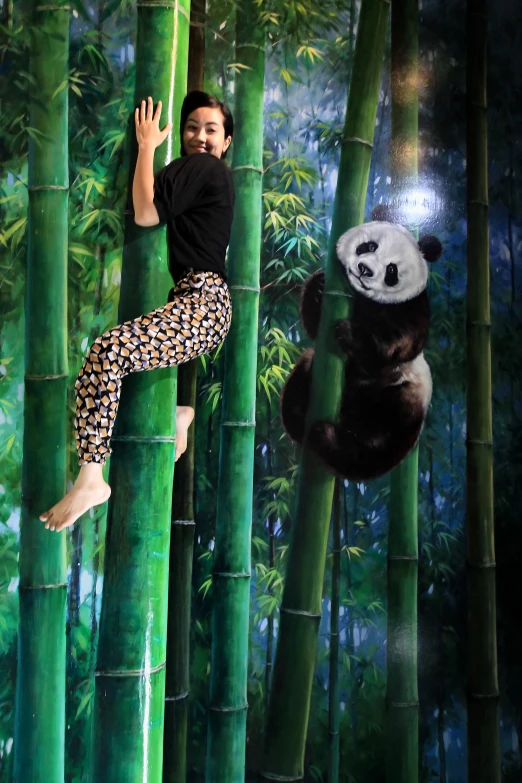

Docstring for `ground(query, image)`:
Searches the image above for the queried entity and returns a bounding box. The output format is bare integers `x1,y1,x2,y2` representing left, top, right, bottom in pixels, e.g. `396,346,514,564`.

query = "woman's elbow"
134,204,161,226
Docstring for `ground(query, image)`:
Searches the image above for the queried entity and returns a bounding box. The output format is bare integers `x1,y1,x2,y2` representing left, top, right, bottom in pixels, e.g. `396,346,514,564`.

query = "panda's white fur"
336,221,429,303
279,219,442,481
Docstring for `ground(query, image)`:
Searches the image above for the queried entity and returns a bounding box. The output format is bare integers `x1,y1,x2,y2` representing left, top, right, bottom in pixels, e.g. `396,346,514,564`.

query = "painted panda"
279,219,442,482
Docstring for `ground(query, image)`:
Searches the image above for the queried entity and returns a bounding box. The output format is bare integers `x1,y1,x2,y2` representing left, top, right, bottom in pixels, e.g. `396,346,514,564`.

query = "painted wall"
0,0,521,779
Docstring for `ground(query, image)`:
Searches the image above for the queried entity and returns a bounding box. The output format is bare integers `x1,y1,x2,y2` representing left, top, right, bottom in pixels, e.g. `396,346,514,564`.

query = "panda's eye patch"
356,241,379,255
384,263,399,287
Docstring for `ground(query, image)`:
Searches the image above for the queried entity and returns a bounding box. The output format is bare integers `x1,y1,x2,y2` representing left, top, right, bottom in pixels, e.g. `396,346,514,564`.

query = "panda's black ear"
372,204,398,223
418,235,442,263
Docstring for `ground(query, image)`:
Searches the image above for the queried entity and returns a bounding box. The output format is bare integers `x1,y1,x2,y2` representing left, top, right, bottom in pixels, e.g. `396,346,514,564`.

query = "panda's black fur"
279,219,442,482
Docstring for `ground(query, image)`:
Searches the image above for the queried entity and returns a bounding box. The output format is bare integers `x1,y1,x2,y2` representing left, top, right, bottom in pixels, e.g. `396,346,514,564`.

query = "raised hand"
135,96,172,150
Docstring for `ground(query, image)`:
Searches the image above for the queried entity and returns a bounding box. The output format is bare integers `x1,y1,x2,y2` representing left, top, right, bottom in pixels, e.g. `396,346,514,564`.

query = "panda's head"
336,221,442,304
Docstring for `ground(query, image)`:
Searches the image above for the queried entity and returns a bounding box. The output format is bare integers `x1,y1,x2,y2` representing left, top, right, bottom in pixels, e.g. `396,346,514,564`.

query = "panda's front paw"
334,319,354,355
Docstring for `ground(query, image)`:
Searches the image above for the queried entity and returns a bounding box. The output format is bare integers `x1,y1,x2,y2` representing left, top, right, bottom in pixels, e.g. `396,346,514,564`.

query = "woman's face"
183,107,232,159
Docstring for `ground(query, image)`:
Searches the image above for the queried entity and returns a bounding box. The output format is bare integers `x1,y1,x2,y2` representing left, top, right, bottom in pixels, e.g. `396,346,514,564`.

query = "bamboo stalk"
90,1,190,779
386,0,419,780
261,2,389,777
188,0,205,94
265,406,276,712
162,2,205,779
466,0,500,779
164,367,197,783
13,2,69,779
205,0,265,778
328,479,342,783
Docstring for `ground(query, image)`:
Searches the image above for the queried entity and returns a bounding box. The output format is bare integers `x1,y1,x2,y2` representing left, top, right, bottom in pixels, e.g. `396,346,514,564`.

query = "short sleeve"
153,165,170,224
153,155,222,224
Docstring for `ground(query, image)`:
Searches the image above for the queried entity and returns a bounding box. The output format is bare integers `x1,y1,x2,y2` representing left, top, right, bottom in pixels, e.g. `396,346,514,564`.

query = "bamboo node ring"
228,284,261,292
280,607,321,618
35,4,71,10
25,373,68,380
342,136,374,149
165,691,189,701
232,165,264,175
466,559,496,570
212,571,251,578
208,703,248,712
236,42,265,52
221,420,256,427
111,435,176,442
324,290,351,298
95,660,166,677
20,582,68,589
28,184,69,190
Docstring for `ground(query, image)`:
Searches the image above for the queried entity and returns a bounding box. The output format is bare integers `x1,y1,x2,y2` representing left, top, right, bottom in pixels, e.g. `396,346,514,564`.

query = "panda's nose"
358,262,373,277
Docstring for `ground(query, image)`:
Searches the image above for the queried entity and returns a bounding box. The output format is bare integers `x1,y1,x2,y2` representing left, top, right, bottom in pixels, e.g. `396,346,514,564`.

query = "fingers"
135,97,162,125
137,96,152,125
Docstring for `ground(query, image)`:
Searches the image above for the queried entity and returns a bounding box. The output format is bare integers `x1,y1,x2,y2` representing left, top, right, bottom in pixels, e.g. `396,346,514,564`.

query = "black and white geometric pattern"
74,270,231,465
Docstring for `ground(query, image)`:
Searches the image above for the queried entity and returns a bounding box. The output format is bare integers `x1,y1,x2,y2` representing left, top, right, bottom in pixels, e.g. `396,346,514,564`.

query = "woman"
39,91,235,532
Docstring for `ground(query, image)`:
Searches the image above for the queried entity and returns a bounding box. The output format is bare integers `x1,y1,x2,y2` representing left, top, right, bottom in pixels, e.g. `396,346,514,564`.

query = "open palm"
135,95,172,150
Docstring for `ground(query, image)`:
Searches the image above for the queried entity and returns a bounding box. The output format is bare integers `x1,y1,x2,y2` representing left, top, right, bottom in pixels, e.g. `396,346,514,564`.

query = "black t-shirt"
153,152,235,283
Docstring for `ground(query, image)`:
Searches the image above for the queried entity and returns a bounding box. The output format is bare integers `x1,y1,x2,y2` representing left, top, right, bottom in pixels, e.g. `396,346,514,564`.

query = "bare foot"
39,463,111,533
175,405,195,461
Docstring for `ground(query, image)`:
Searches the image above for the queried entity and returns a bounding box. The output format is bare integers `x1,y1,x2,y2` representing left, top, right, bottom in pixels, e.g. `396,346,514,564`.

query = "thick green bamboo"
187,0,205,94
90,2,190,780
328,480,341,783
386,1,419,781
13,3,69,780
261,2,389,778
162,2,204,780
205,1,264,779
466,0,500,779
386,462,419,780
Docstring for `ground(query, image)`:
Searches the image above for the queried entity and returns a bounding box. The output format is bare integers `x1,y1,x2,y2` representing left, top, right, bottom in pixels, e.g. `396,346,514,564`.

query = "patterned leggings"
74,270,231,466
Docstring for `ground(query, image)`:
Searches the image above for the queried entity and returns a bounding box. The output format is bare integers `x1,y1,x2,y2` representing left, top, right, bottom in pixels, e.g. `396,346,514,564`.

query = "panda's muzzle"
357,262,373,277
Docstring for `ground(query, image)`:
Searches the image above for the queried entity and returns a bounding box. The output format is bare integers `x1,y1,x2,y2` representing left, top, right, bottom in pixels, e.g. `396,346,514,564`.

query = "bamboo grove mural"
0,0,521,779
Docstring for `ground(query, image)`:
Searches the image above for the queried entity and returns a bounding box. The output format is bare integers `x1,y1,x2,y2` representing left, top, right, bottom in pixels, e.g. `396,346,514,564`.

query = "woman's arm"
133,145,160,226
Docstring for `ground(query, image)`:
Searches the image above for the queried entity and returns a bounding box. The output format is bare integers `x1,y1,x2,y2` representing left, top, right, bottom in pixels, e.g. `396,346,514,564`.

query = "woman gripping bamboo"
39,91,235,533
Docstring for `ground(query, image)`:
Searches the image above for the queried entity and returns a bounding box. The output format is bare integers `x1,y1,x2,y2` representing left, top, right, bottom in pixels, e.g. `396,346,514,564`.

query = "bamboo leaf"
69,244,96,257
1,217,27,242
227,62,253,72
75,689,93,719
51,80,68,100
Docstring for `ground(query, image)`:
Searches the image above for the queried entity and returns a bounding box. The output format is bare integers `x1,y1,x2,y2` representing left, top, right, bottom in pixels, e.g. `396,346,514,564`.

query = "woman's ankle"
76,462,106,485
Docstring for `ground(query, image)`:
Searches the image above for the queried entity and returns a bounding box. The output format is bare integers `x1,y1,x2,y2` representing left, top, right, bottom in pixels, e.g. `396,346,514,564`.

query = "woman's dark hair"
179,90,234,159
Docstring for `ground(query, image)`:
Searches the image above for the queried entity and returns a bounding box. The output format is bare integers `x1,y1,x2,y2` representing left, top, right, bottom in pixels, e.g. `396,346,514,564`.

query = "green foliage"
0,0,521,778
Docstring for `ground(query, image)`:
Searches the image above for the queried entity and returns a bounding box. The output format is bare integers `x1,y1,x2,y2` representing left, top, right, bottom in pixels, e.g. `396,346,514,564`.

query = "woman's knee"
86,333,121,367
